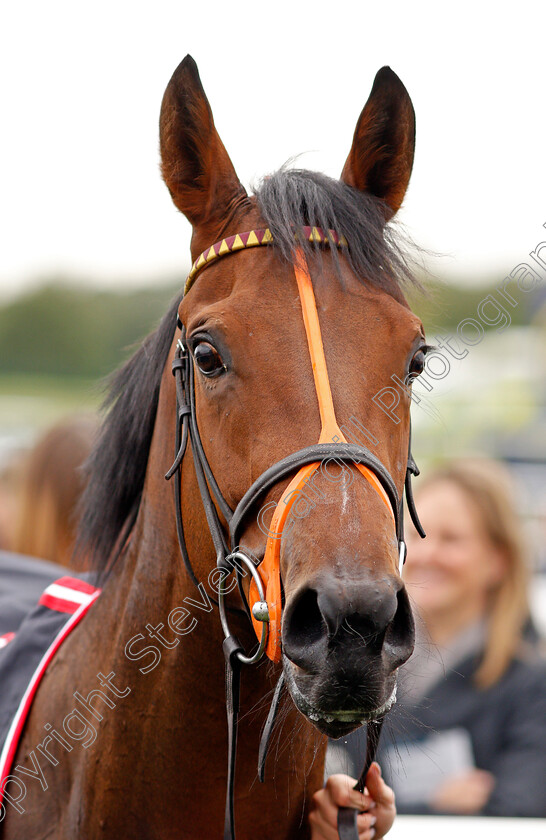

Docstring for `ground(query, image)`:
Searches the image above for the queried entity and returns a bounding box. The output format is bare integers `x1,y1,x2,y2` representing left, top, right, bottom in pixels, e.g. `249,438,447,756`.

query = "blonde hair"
418,459,531,689
12,415,97,568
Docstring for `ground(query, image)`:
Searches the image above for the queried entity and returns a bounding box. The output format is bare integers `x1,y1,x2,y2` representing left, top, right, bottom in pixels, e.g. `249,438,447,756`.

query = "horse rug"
0,574,101,811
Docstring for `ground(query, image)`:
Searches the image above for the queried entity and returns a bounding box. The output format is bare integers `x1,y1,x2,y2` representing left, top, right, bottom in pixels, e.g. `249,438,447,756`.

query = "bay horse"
1,56,427,839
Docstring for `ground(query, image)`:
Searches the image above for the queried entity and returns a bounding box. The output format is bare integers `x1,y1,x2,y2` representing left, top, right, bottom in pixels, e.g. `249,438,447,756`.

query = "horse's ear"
160,55,246,228
341,67,415,220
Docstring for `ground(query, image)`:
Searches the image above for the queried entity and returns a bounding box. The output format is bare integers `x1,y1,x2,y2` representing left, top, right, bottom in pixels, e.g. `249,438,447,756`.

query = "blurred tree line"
0,276,541,380
0,280,181,379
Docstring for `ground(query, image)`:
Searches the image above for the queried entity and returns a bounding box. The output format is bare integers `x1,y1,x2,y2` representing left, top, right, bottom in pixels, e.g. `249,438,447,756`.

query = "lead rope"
337,719,385,839
223,634,244,840
257,677,385,840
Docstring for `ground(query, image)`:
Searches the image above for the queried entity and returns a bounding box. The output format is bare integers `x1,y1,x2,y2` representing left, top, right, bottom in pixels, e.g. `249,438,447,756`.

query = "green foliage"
0,280,181,379
0,275,541,381
407,277,537,335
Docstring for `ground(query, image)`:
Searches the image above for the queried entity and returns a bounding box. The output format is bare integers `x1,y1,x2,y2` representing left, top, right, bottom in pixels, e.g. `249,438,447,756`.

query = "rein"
166,226,425,840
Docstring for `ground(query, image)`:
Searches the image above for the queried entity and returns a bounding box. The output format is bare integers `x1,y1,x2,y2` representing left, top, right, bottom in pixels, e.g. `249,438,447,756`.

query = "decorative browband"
184,226,348,295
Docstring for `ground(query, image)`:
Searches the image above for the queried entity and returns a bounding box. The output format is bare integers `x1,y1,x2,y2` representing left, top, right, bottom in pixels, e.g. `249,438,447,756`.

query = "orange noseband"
248,250,395,662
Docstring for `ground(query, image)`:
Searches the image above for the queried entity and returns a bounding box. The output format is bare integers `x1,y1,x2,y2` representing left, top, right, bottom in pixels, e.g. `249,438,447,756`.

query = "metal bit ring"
218,550,268,665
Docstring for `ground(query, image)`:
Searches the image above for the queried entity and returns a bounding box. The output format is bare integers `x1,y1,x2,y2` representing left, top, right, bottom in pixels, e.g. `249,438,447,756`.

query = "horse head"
159,55,425,740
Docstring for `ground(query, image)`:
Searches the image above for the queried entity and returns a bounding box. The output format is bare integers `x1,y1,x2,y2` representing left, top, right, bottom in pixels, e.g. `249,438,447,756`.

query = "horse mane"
75,293,182,576
77,169,419,576
254,168,419,294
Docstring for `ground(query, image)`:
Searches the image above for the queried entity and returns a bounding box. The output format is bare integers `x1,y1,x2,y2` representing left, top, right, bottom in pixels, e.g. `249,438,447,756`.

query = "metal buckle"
171,339,189,381
398,540,407,575
218,551,269,665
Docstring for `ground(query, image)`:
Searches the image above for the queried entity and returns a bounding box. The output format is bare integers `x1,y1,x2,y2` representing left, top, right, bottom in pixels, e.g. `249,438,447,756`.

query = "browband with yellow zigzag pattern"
184,226,348,295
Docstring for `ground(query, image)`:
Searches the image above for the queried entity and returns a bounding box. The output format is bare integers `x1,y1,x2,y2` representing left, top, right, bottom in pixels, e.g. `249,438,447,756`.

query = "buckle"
218,551,268,666
398,540,407,574
172,339,189,377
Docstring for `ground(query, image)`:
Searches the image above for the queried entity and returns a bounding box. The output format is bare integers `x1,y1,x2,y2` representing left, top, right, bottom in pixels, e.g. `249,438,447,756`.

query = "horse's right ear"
160,55,246,228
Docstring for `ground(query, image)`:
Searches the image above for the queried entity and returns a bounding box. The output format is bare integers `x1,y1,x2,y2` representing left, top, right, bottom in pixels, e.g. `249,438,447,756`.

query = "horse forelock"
254,168,422,298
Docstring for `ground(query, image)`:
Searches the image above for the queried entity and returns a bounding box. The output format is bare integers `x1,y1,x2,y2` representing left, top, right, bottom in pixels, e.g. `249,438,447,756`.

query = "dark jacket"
344,650,546,818
0,551,68,634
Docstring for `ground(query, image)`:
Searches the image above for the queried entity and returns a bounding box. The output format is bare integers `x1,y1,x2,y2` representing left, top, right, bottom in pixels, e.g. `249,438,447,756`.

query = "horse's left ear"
341,67,415,219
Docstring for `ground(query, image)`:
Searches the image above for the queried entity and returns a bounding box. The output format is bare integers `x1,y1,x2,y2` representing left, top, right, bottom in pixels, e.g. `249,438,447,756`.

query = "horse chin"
282,657,397,740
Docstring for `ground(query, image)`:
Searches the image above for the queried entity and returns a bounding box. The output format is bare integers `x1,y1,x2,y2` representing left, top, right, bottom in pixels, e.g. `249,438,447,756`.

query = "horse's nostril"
383,586,415,669
282,588,325,672
283,577,415,675
289,589,324,644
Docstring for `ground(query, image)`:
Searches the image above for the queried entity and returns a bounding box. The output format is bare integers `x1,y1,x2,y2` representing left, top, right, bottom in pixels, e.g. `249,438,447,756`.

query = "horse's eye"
193,342,226,377
409,348,427,378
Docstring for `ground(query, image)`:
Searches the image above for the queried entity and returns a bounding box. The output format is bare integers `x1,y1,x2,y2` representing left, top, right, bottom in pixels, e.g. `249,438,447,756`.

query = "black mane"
255,168,418,293
77,169,418,575
75,293,182,575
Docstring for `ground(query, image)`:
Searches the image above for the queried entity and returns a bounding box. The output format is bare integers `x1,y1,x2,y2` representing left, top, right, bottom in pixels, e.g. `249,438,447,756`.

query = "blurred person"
11,414,97,568
0,450,24,550
0,550,69,636
331,459,546,818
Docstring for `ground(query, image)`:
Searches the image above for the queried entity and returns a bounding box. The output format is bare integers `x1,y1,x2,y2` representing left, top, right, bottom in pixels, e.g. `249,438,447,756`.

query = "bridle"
165,225,425,840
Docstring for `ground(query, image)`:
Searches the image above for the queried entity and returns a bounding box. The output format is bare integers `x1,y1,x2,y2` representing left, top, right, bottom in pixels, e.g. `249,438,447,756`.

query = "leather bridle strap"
222,635,244,840
183,225,347,295
167,343,233,589
294,254,395,504
166,230,426,840
167,325,401,840
243,250,400,661
230,439,402,660
229,442,401,542
337,719,385,839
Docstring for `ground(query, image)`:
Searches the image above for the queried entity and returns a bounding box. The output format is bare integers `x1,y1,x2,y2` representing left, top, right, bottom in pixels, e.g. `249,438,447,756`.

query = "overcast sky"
1,1,545,297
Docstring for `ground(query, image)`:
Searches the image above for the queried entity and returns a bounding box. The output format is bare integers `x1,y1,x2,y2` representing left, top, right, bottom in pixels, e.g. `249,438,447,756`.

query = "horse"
1,55,427,839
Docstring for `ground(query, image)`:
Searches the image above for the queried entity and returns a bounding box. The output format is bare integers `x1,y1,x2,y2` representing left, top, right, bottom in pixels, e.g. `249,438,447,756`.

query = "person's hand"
430,768,495,815
309,763,396,840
